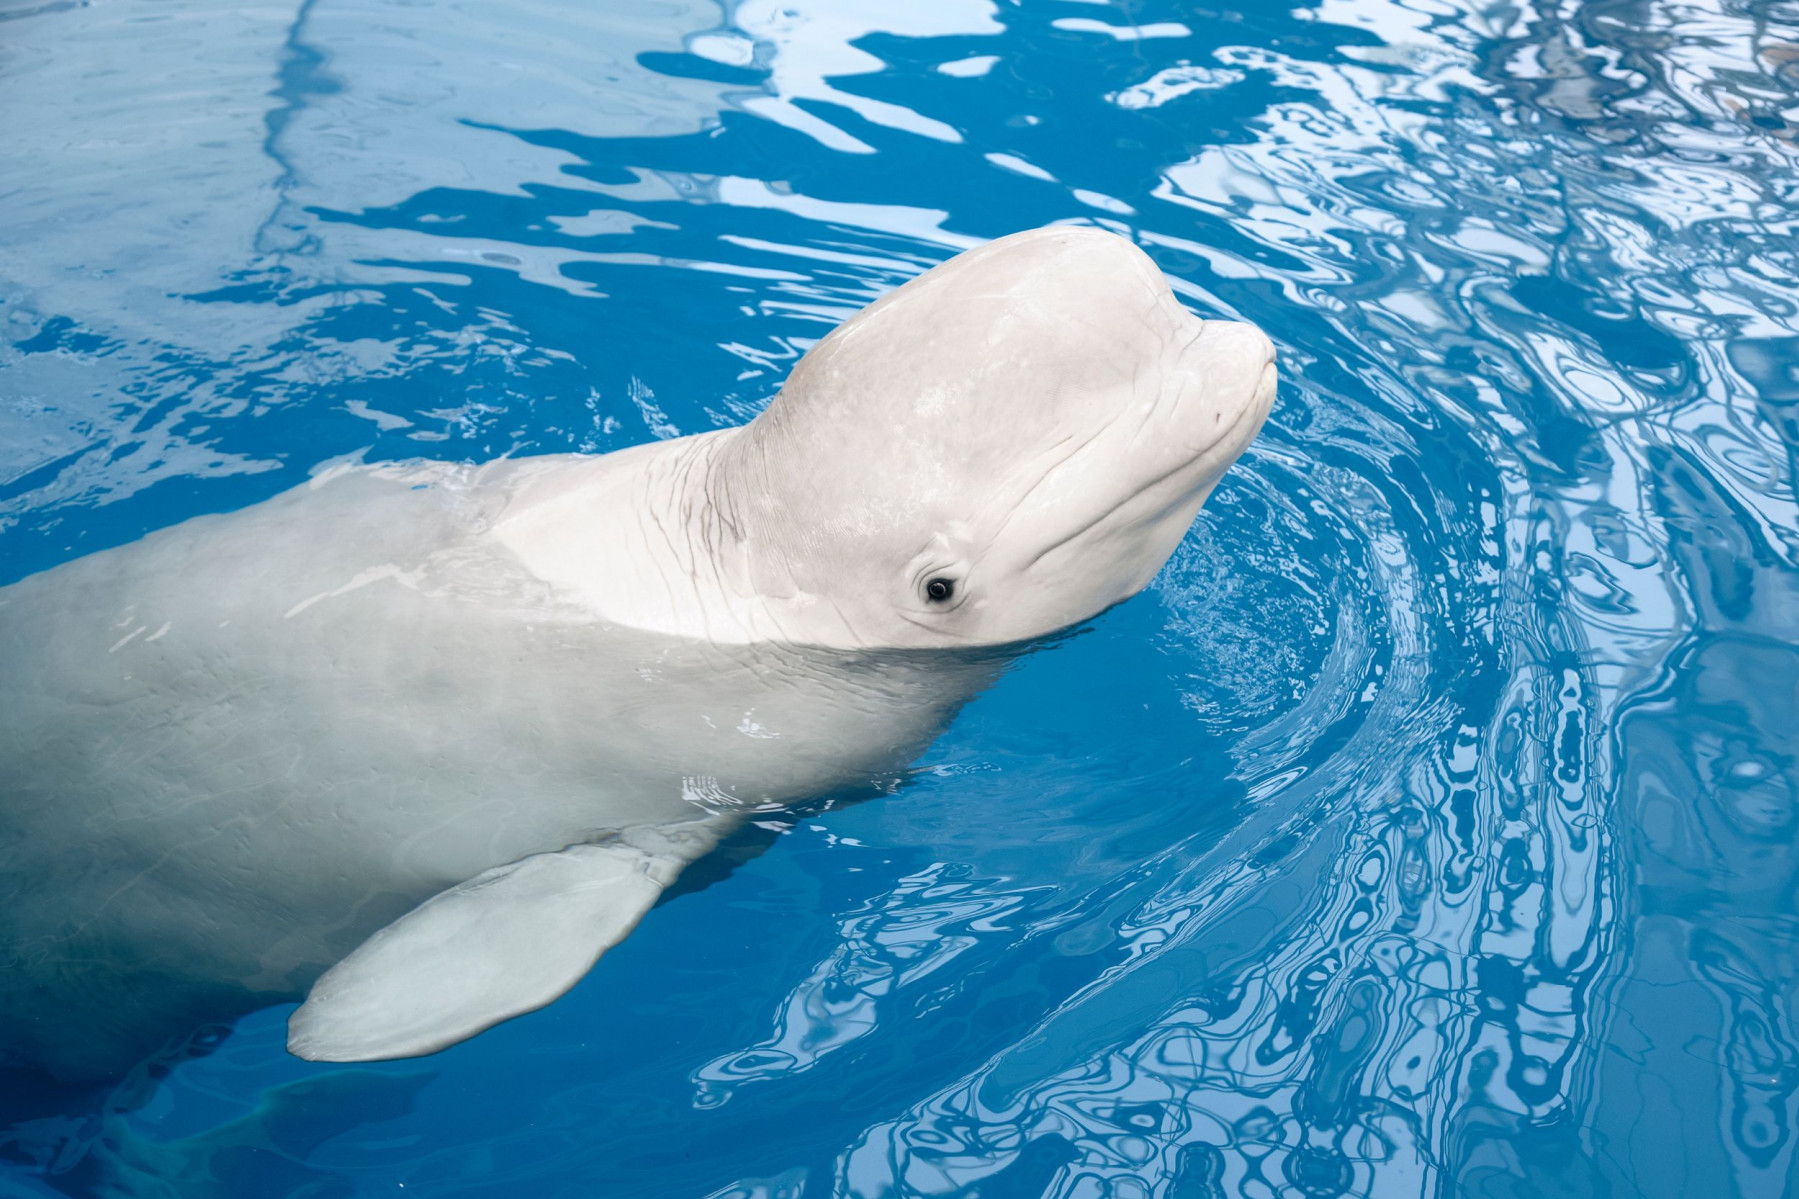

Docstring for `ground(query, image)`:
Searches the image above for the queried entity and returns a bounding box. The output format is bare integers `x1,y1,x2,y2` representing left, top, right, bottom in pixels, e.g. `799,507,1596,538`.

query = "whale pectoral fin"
286,842,683,1063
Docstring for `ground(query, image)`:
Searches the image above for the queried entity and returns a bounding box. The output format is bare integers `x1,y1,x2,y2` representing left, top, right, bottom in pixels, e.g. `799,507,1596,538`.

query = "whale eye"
925,577,956,603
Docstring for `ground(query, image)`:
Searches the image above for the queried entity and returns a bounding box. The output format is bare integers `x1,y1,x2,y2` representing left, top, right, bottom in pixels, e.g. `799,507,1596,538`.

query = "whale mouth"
1019,343,1277,577
1239,359,1278,443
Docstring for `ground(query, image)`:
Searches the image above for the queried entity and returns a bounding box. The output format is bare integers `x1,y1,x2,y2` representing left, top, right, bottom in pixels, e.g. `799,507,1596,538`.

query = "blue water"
2,0,1797,1194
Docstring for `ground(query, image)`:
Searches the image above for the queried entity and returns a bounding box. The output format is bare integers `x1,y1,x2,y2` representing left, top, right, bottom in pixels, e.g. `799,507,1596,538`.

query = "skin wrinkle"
740,427,802,600
634,432,759,646
674,442,733,646
979,431,1089,550
640,472,687,632
689,429,861,647
893,611,972,639
667,458,715,643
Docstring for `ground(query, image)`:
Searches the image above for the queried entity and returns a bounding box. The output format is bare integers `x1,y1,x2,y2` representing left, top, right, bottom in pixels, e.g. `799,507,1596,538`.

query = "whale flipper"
286,843,685,1062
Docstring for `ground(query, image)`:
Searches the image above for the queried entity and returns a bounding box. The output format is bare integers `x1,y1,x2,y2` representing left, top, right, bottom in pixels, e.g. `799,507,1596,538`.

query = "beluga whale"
0,226,1277,1081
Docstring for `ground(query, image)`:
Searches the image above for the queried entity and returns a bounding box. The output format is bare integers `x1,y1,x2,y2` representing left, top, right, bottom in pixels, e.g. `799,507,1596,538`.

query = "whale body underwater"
0,227,1276,1081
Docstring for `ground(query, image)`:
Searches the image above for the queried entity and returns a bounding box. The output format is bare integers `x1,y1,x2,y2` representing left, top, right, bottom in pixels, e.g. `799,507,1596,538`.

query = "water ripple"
3,0,1798,1195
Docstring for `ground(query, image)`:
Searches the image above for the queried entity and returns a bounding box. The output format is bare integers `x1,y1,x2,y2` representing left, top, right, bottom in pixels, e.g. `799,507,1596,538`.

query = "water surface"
2,0,1798,1195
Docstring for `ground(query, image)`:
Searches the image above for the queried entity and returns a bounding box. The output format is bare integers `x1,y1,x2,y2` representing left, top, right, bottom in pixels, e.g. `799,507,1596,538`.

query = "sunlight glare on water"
2,0,1798,1196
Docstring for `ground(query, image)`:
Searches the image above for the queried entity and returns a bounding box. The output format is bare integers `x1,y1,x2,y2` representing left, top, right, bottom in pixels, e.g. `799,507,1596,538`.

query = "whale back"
0,461,997,1079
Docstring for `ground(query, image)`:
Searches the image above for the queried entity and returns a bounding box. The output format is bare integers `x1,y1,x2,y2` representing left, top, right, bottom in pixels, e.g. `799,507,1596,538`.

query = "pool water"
2,0,1797,1195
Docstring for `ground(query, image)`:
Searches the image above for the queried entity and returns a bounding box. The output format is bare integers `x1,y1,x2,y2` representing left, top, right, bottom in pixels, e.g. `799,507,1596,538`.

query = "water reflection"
693,865,1042,1108
3,0,1798,1194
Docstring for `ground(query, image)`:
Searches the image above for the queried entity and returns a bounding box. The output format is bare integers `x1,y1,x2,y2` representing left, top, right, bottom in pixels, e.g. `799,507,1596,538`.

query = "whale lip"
1019,352,1276,580
1215,357,1277,469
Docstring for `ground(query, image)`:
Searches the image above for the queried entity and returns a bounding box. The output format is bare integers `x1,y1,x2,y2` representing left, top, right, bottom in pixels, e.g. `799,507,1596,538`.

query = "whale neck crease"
491,427,825,645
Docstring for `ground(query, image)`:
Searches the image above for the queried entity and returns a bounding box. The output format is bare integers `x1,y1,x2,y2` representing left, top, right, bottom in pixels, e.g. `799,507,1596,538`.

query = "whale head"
728,226,1276,650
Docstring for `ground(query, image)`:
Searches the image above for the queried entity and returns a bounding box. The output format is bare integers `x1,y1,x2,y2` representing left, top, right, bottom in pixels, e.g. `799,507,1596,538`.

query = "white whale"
0,227,1276,1080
